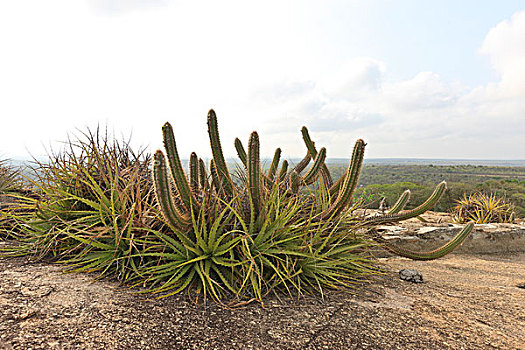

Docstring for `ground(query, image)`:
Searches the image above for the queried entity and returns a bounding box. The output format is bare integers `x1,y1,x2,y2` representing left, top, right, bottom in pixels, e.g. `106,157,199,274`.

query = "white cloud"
249,11,525,159
0,3,524,160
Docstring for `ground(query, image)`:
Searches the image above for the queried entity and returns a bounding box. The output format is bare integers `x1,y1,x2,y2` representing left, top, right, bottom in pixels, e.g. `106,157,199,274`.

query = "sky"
1,0,524,160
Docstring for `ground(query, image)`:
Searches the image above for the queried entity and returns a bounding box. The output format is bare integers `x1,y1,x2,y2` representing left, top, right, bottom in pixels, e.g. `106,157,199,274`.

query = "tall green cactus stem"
247,132,263,218
292,152,311,174
234,138,247,167
207,110,235,197
289,170,300,194
301,127,333,186
375,222,475,260
189,152,199,194
278,160,289,182
388,189,411,214
162,122,197,211
364,181,447,226
198,158,209,191
321,139,365,220
303,147,327,185
209,159,220,193
152,150,191,231
268,148,281,181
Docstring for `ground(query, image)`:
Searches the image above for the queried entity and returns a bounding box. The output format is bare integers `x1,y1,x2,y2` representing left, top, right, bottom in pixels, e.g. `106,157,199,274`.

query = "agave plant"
147,109,474,301
0,159,27,237
451,192,514,224
7,129,164,282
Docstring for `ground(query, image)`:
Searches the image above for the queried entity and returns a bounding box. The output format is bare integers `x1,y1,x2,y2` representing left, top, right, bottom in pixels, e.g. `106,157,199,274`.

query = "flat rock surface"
0,251,524,350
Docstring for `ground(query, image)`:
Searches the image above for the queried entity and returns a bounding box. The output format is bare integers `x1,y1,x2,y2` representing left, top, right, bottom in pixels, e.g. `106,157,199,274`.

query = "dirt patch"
1,246,524,350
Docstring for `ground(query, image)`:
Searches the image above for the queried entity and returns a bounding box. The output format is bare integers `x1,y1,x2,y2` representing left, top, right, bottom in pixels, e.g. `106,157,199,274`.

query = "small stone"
399,269,423,283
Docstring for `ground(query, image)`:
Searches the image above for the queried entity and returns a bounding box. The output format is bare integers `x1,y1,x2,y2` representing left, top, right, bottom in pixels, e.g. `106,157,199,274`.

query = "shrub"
10,111,474,303
0,159,28,237
451,192,515,224
9,129,165,283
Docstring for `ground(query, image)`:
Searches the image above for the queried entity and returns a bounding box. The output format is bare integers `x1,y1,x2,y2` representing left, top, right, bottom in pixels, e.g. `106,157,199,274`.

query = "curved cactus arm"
267,148,281,181
234,137,247,167
301,127,333,186
321,139,366,220
207,109,235,197
189,152,199,195
375,222,474,260
198,158,209,191
151,151,191,231
388,189,411,214
364,181,447,226
247,132,263,219
162,122,197,211
292,152,311,175
278,160,289,182
303,147,327,185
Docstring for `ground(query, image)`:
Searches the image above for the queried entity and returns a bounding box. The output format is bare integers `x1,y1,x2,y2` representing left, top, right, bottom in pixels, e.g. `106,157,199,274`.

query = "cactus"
189,152,199,194
161,123,197,211
364,181,447,226
278,160,289,182
268,148,281,181
247,132,263,220
207,110,235,197
234,138,247,167
152,109,474,272
320,139,365,219
388,189,411,214
302,147,326,185
375,222,474,260
152,150,191,231
301,127,333,186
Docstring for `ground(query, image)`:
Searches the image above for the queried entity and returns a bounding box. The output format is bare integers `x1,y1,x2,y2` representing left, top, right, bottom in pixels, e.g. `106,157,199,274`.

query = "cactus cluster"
3,110,475,303
152,109,474,264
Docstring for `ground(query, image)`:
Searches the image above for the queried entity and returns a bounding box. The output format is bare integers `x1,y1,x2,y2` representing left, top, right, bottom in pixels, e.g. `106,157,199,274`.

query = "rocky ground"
0,244,524,350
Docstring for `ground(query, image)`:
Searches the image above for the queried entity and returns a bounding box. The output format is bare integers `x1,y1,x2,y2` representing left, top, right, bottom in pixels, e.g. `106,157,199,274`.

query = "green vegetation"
0,159,22,195
348,164,525,217
0,159,26,237
451,192,515,224
3,111,474,303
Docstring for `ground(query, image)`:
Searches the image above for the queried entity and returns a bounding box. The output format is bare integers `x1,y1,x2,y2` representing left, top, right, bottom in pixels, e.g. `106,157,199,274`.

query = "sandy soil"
1,247,524,350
